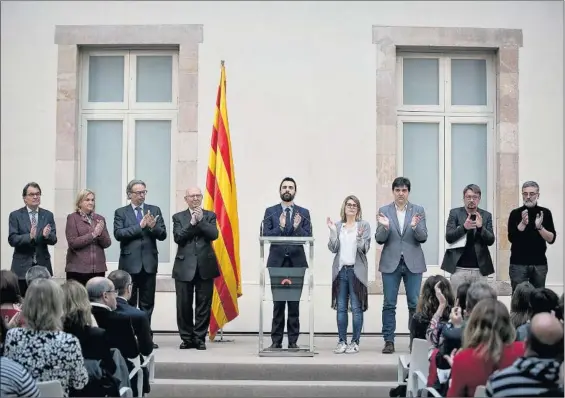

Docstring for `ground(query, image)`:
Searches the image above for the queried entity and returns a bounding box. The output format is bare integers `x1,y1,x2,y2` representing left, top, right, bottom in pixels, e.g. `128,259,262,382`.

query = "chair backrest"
37,380,64,397
474,385,487,397
407,338,432,396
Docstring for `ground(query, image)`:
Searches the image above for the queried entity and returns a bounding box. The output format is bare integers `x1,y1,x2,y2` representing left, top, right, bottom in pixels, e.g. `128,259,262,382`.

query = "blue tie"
285,208,292,233
136,207,143,223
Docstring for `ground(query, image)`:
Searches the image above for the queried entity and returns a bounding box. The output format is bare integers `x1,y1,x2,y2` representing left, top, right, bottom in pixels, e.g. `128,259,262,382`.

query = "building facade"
1,1,563,333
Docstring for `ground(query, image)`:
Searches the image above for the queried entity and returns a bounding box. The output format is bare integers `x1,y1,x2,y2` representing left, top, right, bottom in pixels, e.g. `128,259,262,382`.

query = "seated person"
0,270,25,328
24,265,51,286
3,279,88,397
516,288,560,341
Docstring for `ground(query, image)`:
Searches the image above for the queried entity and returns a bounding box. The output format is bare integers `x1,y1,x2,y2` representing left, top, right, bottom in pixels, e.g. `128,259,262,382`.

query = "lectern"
258,236,316,357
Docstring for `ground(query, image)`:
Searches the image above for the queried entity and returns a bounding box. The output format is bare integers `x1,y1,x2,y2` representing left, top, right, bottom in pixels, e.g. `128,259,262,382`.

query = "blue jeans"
382,261,422,343
336,267,363,344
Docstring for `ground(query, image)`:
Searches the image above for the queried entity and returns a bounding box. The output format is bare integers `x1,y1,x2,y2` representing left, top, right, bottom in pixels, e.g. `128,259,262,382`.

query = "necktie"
30,211,37,264
285,208,292,233
136,207,143,223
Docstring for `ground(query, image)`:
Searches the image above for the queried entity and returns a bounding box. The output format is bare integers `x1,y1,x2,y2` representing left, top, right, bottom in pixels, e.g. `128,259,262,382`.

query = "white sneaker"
333,341,347,354
345,342,359,354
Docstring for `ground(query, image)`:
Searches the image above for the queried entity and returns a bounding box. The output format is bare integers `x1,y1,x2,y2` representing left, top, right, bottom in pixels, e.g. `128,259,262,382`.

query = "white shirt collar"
91,302,112,311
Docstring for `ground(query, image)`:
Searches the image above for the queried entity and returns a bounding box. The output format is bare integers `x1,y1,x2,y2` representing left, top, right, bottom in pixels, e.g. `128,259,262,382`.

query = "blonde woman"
3,279,89,397
65,189,111,286
327,195,371,354
446,299,525,397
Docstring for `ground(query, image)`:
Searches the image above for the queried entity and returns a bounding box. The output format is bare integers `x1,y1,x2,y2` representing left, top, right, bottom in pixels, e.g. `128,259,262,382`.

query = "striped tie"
31,211,37,264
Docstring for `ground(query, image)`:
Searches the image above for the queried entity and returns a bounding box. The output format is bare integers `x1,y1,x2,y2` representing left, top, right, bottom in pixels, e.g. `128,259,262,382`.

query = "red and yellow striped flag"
204,61,242,340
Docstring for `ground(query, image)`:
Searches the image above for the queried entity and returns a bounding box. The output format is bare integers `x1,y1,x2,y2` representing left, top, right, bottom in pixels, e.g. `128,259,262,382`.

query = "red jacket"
65,211,112,274
447,341,525,397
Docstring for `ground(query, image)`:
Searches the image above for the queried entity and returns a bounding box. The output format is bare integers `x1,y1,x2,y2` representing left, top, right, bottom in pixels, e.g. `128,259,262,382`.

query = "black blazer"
261,204,312,268
113,204,167,274
441,207,495,276
172,209,220,282
8,207,57,278
115,297,153,357
91,305,139,360
64,322,116,375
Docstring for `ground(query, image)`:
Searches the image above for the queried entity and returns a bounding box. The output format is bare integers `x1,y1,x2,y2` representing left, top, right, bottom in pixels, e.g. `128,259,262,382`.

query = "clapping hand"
326,217,336,230
535,211,544,230
434,282,447,307
292,212,302,229
377,212,390,229
93,220,104,237
357,225,365,239
30,224,37,240
42,224,51,238
279,212,287,229
450,305,463,327
410,214,422,228
463,214,477,230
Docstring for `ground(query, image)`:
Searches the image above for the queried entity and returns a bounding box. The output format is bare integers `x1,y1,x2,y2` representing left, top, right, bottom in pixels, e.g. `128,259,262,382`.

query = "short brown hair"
0,270,21,305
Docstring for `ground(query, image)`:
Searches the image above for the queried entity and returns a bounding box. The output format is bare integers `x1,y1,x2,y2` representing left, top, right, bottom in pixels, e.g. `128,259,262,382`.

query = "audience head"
510,281,535,328
456,282,471,313
416,275,454,319
526,312,564,359
465,281,497,317
107,270,133,300
557,294,564,322
464,298,515,362
0,318,7,354
22,278,64,331
0,270,21,305
25,265,51,286
62,280,93,328
86,277,117,310
530,288,560,317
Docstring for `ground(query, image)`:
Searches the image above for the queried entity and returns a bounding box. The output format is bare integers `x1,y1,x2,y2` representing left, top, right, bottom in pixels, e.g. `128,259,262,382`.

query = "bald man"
172,187,220,350
486,312,564,397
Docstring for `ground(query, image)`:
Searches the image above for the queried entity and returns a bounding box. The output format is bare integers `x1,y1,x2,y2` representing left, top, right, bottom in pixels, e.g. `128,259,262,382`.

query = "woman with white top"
328,195,371,354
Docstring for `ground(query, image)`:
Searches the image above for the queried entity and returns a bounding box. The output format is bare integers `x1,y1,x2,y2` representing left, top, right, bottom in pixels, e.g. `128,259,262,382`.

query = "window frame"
79,48,179,275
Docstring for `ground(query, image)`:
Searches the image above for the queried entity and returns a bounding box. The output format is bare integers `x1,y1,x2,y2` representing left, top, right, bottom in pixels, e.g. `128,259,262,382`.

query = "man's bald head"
184,187,203,209
527,312,564,359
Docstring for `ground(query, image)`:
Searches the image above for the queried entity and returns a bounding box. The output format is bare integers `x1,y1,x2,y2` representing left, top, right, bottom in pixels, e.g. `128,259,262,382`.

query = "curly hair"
416,275,454,320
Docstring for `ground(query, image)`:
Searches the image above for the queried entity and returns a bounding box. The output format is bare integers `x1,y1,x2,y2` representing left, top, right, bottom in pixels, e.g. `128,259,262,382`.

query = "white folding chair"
120,387,133,397
407,338,432,398
127,357,144,398
397,354,410,384
140,352,156,384
36,380,64,397
474,385,487,397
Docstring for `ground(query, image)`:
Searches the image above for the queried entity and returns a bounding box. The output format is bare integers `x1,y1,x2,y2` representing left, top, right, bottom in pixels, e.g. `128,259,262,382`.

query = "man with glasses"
114,179,167,349
8,182,57,296
441,184,495,292
507,181,556,292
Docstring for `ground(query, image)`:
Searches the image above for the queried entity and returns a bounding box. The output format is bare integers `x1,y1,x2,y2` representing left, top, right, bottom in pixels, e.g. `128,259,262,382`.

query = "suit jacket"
115,297,154,356
90,305,139,360
441,207,495,276
261,204,312,268
172,209,220,282
8,207,57,278
65,211,112,274
113,204,167,274
374,202,428,273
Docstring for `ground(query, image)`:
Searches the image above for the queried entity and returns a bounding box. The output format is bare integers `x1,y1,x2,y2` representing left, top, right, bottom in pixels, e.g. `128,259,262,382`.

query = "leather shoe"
382,341,395,354
288,343,299,349
195,341,207,350
153,342,159,349
268,343,282,349
179,340,194,349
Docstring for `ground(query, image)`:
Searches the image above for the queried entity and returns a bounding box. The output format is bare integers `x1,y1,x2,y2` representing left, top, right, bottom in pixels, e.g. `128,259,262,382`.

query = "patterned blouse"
3,328,89,397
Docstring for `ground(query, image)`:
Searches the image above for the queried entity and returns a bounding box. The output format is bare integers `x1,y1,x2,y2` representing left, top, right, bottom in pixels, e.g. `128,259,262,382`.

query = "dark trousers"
66,272,105,286
175,269,214,342
128,269,157,326
18,279,28,298
270,257,301,345
509,264,548,293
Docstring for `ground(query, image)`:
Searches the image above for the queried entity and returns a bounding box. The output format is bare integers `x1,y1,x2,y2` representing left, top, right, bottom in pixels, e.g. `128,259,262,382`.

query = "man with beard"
507,181,556,292
441,184,495,292
261,177,312,349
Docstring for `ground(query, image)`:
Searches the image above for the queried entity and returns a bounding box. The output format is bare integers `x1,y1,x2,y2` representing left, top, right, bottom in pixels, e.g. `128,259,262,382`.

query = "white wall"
2,1,562,333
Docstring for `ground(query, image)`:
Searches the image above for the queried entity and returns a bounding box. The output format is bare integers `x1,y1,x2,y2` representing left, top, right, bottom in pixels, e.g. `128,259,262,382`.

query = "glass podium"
258,236,316,357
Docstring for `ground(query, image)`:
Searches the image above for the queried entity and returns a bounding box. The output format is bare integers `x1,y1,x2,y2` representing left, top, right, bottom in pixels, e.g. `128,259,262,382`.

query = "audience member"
0,318,39,398
0,270,25,328
24,265,51,286
426,281,466,349
3,279,88,397
447,299,525,397
510,281,535,329
486,312,564,397
516,287,560,341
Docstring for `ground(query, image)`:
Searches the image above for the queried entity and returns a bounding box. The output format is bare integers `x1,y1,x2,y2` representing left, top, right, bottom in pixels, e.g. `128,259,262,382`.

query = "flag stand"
211,328,235,343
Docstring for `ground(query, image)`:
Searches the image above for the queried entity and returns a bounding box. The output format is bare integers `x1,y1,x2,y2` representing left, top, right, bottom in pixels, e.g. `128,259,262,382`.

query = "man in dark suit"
172,186,219,350
8,182,57,296
261,177,312,349
441,184,495,292
113,179,166,349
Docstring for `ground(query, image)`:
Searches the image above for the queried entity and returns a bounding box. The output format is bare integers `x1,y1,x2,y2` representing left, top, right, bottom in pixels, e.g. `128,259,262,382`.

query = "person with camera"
441,184,495,292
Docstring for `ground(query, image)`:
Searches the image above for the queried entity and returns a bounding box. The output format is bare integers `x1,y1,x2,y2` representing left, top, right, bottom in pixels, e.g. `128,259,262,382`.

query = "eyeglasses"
522,192,538,197
27,193,41,198
186,194,203,199
104,289,118,295
345,203,358,209
132,190,147,196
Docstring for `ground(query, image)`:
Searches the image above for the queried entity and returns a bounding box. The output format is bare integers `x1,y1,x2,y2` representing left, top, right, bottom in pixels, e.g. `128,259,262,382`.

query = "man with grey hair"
25,265,51,286
441,184,495,292
113,179,166,349
507,181,556,293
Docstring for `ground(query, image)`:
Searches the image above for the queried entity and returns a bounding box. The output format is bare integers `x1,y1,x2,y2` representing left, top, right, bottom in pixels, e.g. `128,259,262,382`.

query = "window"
80,49,179,274
396,52,495,276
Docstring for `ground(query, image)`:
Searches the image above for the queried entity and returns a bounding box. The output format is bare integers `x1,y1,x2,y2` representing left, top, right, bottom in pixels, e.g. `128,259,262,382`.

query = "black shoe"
288,342,299,349
153,342,159,349
195,341,207,350
179,340,194,349
268,343,282,350
382,341,395,354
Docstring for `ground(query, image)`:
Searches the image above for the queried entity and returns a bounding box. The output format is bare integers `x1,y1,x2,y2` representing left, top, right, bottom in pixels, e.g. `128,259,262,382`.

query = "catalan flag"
204,61,242,340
